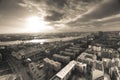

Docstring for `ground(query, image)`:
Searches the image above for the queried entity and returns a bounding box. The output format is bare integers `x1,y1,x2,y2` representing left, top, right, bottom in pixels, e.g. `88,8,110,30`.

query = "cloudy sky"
0,0,120,34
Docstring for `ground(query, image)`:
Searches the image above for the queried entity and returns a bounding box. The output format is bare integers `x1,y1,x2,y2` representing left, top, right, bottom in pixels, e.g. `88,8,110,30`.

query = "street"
7,55,32,80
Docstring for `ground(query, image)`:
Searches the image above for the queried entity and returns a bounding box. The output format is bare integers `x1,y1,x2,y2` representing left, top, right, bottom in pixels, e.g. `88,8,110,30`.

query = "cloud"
18,3,27,7
83,0,120,19
0,0,2,3
97,14,120,23
0,14,2,18
68,0,120,23
19,0,120,32
67,0,120,31
45,10,64,21
20,0,100,22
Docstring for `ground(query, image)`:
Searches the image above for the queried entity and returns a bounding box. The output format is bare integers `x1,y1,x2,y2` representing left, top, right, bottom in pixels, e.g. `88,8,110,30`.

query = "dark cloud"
80,0,120,20
0,0,2,3
45,0,67,8
21,0,100,22
80,0,102,3
83,0,120,19
67,0,120,28
34,0,67,8
45,10,63,21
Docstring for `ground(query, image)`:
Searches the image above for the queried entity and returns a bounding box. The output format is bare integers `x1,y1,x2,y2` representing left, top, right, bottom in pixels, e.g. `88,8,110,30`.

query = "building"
102,58,120,68
92,61,104,80
60,51,76,59
11,48,43,61
88,44,102,52
50,60,76,80
75,62,87,74
77,52,97,64
114,58,120,68
69,46,80,50
78,52,97,60
1,74,17,80
102,58,111,69
72,44,81,48
43,58,61,71
28,62,45,80
109,66,120,80
0,53,2,61
88,44,119,59
53,54,70,64
64,47,85,57
7,74,17,80
65,48,73,52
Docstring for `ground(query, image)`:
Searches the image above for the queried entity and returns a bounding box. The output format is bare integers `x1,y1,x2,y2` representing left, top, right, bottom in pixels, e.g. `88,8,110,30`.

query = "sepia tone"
0,0,120,80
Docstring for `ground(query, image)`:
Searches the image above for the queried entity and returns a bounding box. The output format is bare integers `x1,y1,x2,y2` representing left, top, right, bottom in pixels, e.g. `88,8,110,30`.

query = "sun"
25,16,53,33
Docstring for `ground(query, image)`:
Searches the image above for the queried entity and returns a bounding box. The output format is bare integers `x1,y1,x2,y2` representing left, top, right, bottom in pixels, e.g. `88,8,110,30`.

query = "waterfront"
0,35,86,46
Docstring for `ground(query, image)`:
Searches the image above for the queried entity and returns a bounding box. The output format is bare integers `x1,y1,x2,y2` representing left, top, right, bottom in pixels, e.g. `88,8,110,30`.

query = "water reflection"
0,36,85,46
29,39,47,44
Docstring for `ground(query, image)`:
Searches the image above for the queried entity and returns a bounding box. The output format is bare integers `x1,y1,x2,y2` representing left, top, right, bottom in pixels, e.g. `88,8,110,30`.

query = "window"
51,76,61,80
31,67,34,70
95,76,104,80
38,75,41,78
95,63,103,71
34,70,36,74
31,64,33,67
36,73,40,77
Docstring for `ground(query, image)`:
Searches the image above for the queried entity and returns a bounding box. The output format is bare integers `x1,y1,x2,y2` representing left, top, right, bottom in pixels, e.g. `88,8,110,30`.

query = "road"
7,55,32,80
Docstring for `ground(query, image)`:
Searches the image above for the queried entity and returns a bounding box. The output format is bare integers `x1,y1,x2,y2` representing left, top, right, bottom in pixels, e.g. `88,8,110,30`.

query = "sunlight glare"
26,16,53,33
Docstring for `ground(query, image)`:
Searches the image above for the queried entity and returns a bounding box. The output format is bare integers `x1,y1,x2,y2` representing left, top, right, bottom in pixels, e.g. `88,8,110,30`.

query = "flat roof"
56,60,76,78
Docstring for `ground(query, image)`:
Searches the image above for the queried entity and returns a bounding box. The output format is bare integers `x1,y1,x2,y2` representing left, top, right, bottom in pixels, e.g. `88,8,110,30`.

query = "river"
0,36,86,46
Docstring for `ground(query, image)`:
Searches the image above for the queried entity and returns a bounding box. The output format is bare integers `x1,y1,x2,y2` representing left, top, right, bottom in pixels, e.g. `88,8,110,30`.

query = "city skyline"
0,0,120,34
